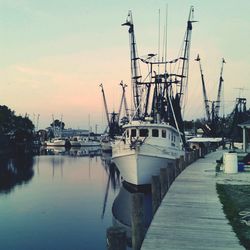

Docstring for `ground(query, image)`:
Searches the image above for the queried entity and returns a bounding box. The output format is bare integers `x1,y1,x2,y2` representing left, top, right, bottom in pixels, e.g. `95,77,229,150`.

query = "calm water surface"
0,149,122,250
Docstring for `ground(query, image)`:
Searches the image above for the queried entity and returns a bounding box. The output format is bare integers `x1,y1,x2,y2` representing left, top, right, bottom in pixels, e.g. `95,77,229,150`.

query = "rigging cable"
166,90,184,146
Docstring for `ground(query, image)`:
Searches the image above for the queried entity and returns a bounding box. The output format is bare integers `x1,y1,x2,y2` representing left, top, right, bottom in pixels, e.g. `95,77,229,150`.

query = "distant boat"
77,136,101,147
45,138,68,147
67,136,100,147
69,137,81,147
100,134,112,152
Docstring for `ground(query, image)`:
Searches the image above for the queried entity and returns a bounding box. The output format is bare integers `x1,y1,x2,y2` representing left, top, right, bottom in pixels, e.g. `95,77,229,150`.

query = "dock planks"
141,150,243,250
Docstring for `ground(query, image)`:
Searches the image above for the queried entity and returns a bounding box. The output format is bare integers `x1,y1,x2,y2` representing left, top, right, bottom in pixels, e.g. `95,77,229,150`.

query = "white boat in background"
45,138,68,147
112,121,184,185
100,134,112,152
78,136,101,147
69,137,81,147
68,136,100,147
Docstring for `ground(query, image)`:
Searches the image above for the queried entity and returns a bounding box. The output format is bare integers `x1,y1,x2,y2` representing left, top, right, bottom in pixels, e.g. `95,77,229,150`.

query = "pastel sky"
0,0,249,131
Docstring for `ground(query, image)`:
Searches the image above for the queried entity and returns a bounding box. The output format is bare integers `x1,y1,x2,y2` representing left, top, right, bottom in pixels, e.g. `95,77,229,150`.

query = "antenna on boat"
158,8,161,75
60,114,63,137
178,6,197,112
166,91,184,146
36,114,40,131
163,4,168,70
122,11,142,118
195,54,211,122
214,58,226,119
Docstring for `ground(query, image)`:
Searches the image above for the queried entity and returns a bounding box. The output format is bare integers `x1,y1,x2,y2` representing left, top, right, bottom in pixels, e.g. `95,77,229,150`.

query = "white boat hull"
112,150,176,185
112,121,184,185
45,139,65,147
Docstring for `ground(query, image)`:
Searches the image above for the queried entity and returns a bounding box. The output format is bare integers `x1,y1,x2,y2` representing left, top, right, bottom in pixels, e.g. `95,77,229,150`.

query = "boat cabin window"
162,130,166,138
152,129,159,137
139,129,148,137
131,129,137,137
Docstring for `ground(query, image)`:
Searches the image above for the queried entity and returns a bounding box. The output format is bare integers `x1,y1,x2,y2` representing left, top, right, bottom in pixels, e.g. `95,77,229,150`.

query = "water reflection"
40,146,102,157
0,152,120,250
0,155,34,194
101,152,121,220
0,148,132,249
112,182,153,248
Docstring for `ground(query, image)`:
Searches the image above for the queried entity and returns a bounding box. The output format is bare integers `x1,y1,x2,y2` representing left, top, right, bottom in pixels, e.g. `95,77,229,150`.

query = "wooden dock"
141,150,243,250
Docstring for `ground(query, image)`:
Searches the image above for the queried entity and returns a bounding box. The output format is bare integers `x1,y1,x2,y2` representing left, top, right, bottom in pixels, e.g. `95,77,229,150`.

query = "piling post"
191,151,194,163
170,163,175,184
160,168,168,199
195,149,199,159
151,175,161,214
193,150,197,160
131,193,145,250
175,158,180,177
180,155,184,172
187,152,190,165
106,226,127,250
195,149,198,160
185,152,189,166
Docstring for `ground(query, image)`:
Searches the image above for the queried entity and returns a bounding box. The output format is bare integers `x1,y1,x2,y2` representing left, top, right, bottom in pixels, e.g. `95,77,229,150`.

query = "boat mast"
214,58,226,119
117,81,129,122
122,11,141,118
195,54,211,122
99,83,110,128
178,6,195,108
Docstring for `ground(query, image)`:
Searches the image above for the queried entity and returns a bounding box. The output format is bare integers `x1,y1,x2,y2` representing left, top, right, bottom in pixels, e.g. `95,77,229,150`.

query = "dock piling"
160,168,168,199
151,175,161,214
180,155,184,172
175,158,180,177
106,226,126,250
131,193,145,250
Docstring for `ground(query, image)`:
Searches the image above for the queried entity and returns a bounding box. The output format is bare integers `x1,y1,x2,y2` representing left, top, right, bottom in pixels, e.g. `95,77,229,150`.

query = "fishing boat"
99,81,130,153
100,134,112,152
112,120,183,185
78,137,101,147
112,8,195,185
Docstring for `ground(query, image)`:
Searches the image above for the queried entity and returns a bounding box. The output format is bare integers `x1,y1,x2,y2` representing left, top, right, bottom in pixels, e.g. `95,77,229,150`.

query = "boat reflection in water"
69,146,102,157
112,182,153,248
100,151,153,248
40,146,102,157
101,152,121,219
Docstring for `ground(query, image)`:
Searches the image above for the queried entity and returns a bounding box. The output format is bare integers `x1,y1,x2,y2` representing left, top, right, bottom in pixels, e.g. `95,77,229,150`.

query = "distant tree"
0,105,34,141
0,105,15,133
14,116,34,132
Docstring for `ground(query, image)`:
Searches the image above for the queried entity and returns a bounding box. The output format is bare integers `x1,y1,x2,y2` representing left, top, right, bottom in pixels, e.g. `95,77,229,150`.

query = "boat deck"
141,150,243,250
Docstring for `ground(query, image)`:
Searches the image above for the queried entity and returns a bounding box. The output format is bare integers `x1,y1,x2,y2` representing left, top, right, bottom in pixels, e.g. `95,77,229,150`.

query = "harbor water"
0,148,123,250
